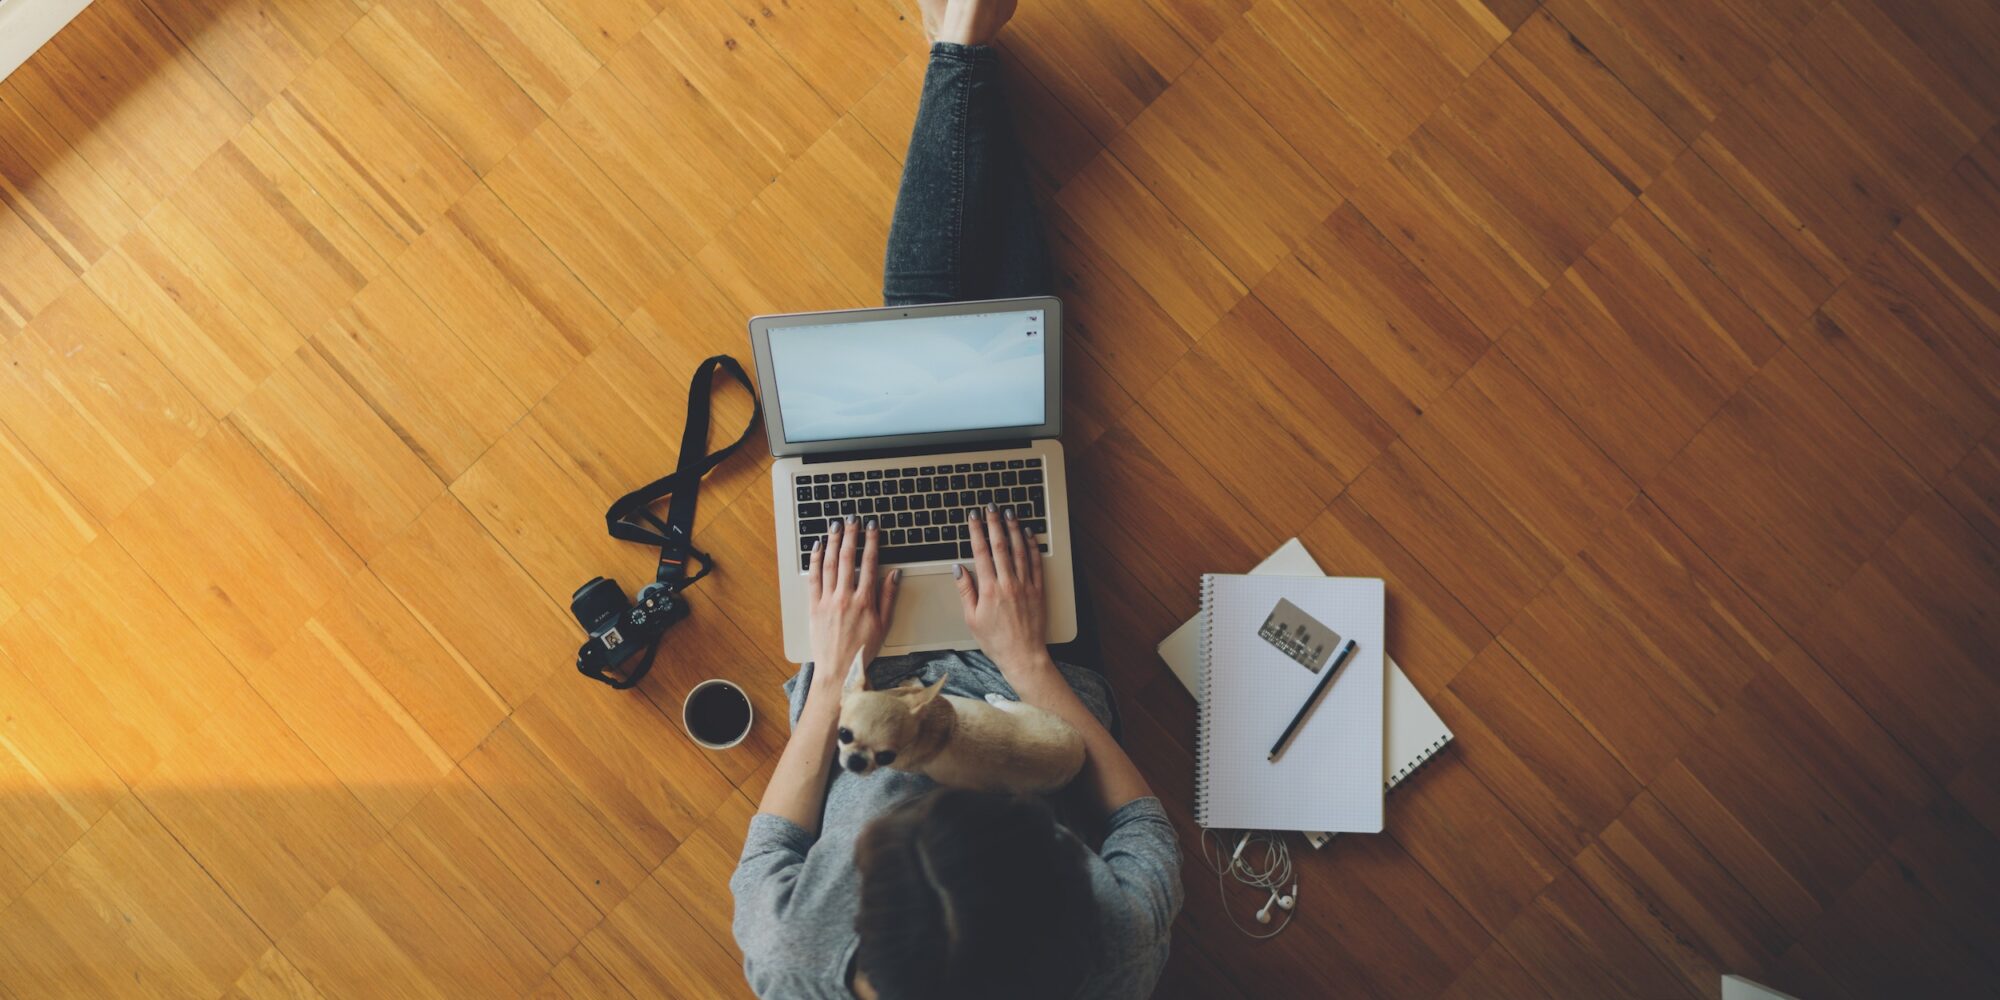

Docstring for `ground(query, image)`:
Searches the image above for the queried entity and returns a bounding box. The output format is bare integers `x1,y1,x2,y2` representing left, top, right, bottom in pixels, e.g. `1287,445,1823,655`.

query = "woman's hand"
953,504,1049,672
808,517,900,685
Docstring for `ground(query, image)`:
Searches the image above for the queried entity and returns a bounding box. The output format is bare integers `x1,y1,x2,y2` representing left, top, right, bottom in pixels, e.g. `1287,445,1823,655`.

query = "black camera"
572,576,688,688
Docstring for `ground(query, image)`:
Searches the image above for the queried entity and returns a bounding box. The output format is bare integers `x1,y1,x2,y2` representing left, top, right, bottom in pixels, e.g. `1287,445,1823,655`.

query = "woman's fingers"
818,520,840,596
878,567,901,622
834,515,859,594
984,505,1014,588
1003,508,1030,584
857,518,880,599
968,509,998,589
952,561,977,619
806,536,825,603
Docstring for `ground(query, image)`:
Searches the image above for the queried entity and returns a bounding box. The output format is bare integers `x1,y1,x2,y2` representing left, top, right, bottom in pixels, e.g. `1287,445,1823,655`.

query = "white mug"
682,678,754,750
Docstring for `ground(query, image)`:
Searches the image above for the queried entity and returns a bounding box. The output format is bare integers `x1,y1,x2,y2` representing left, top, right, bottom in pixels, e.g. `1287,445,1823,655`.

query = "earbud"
1253,885,1298,924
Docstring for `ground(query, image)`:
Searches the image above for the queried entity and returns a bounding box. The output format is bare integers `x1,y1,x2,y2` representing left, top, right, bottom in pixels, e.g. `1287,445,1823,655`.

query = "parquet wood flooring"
1,0,1996,996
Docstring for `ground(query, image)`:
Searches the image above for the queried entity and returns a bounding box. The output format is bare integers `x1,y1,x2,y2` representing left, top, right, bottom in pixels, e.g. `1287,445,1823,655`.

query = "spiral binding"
1194,574,1216,827
1386,734,1453,789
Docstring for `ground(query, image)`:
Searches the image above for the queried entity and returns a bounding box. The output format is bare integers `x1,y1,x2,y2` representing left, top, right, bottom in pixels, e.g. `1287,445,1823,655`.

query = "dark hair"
852,788,1099,999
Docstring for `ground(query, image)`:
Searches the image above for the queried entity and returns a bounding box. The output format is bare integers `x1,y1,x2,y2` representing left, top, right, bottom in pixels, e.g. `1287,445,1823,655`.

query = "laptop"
747,296,1079,664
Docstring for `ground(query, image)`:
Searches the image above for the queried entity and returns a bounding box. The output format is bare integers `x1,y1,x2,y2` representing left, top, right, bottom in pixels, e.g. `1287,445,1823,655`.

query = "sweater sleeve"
730,812,816,991
1099,796,1184,942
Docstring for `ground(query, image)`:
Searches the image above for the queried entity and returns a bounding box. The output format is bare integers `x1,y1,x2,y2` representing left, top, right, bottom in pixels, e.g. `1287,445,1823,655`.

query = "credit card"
1256,598,1342,673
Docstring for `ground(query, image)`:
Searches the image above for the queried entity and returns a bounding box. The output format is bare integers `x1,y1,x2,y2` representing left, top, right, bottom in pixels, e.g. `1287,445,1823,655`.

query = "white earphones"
1253,885,1298,924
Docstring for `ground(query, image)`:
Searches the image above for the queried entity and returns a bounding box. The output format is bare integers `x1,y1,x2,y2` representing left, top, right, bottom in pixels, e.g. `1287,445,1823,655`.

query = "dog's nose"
845,755,868,773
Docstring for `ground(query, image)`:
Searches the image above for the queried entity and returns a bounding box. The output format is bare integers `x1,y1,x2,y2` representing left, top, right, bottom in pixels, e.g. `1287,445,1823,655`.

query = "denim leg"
883,43,1054,306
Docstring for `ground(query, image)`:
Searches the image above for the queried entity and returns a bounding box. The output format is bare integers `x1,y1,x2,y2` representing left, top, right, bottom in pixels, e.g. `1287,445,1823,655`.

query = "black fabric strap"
603,355,762,589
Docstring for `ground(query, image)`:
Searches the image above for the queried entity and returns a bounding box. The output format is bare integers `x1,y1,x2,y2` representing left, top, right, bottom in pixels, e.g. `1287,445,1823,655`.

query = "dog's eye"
837,727,853,745
874,750,896,766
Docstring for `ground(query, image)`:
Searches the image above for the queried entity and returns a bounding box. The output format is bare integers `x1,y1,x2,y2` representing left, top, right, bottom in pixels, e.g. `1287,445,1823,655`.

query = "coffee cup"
683,679,754,750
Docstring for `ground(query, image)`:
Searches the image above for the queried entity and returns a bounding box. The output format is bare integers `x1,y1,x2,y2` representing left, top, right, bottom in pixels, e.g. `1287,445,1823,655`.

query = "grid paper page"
1199,574,1384,832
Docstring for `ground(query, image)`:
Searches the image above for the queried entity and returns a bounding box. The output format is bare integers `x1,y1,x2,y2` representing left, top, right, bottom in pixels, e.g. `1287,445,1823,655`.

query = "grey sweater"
729,650,1184,1000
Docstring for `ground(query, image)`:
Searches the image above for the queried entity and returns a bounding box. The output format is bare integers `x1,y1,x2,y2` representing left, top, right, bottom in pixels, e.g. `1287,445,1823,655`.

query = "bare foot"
917,0,948,42
933,0,1018,45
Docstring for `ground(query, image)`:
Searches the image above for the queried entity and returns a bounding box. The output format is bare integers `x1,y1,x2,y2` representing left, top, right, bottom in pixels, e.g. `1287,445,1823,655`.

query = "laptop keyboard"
793,458,1050,571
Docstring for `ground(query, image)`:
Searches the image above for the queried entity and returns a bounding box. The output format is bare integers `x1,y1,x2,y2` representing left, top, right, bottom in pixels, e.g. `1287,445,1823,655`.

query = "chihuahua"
835,651,1085,795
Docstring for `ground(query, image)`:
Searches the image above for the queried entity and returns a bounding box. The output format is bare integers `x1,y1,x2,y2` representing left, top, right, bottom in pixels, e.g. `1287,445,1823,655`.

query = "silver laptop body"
747,297,1079,664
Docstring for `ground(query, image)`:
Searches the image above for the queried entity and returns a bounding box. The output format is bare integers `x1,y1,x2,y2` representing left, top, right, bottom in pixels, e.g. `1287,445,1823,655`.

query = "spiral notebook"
1197,573,1384,833
1160,539,1454,846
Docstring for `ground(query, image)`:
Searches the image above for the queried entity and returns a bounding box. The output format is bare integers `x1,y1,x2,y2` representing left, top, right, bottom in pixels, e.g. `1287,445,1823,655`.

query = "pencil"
1267,639,1359,762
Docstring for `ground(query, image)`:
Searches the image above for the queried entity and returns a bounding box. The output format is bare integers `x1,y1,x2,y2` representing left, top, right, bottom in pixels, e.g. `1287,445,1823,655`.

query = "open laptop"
747,296,1079,664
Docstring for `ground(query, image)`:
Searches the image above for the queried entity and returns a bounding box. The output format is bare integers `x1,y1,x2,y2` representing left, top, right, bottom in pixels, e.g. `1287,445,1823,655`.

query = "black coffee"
687,682,752,746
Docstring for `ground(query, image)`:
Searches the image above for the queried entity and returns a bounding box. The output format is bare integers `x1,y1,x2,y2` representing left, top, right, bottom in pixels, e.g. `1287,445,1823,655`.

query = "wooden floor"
0,0,1995,996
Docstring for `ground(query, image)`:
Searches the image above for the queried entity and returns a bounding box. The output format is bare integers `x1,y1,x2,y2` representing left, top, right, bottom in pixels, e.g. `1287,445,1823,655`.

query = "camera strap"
603,355,763,592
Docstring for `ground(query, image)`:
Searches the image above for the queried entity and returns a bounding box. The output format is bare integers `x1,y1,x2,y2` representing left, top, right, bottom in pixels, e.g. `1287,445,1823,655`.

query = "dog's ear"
909,673,947,707
843,649,868,692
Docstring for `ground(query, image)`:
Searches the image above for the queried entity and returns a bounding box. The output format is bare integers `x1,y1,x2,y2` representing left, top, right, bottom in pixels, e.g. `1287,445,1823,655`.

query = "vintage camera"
571,576,688,688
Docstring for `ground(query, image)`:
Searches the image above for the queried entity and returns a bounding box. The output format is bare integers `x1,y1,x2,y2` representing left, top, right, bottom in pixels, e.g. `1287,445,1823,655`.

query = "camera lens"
570,577,631,630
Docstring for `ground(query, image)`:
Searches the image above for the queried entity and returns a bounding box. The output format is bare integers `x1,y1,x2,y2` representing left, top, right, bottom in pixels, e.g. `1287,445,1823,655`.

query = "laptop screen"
766,307,1046,443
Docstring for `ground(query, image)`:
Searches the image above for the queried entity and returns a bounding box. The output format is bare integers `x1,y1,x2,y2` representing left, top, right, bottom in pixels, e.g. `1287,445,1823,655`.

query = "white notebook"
1197,573,1384,833
1161,539,1455,846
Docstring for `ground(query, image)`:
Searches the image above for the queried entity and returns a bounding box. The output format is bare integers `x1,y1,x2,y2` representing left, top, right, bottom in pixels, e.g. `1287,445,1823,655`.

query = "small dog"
835,651,1085,795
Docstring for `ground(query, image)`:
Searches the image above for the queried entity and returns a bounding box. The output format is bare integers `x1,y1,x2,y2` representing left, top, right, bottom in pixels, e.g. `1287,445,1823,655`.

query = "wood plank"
230,946,329,1000
635,0,842,174
1573,790,1794,996
346,0,547,173
1351,55,1634,338
1497,866,1701,1000
232,345,445,561
391,182,609,408
135,685,387,938
1052,148,1246,340
1042,199,1194,399
1796,494,2000,781
629,599,791,790
139,0,365,114
389,768,603,974
109,422,363,666
1255,203,1488,438
0,642,123,901
314,271,531,481
280,835,544,998
429,0,603,114
1386,351,1638,629
1641,148,1837,335
1000,0,1197,142
0,282,213,523
83,220,303,417
1441,642,1641,858
1295,495,1492,694
1892,132,2000,338
1796,240,2000,484
462,720,653,912
1940,430,2000,546
749,116,903,306
1106,59,1341,285
2,537,240,784
1649,348,1928,635
713,0,916,111
1137,295,1392,529
370,493,579,708
578,866,753,999
0,195,79,336
1543,0,1800,142
1494,8,1685,193
4,0,247,214
1499,203,1783,483
1496,495,1787,782
0,795,268,998
165,131,385,338
249,40,480,261
1383,751,1564,936
0,78,137,275
653,790,758,961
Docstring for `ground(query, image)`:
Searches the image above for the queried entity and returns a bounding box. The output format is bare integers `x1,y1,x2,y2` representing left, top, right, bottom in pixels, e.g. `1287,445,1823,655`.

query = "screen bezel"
746,296,1063,458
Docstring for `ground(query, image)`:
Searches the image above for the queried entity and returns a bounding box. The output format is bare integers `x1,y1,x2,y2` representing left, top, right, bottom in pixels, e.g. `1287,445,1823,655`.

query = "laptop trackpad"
885,572,972,646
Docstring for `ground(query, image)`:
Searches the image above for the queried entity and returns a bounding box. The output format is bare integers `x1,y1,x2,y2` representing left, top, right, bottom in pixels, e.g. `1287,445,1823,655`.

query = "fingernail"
848,514,859,525
952,563,964,579
1003,507,1015,521
891,569,902,582
830,520,841,533
813,538,825,552
985,502,996,513
967,510,977,522
865,517,877,530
